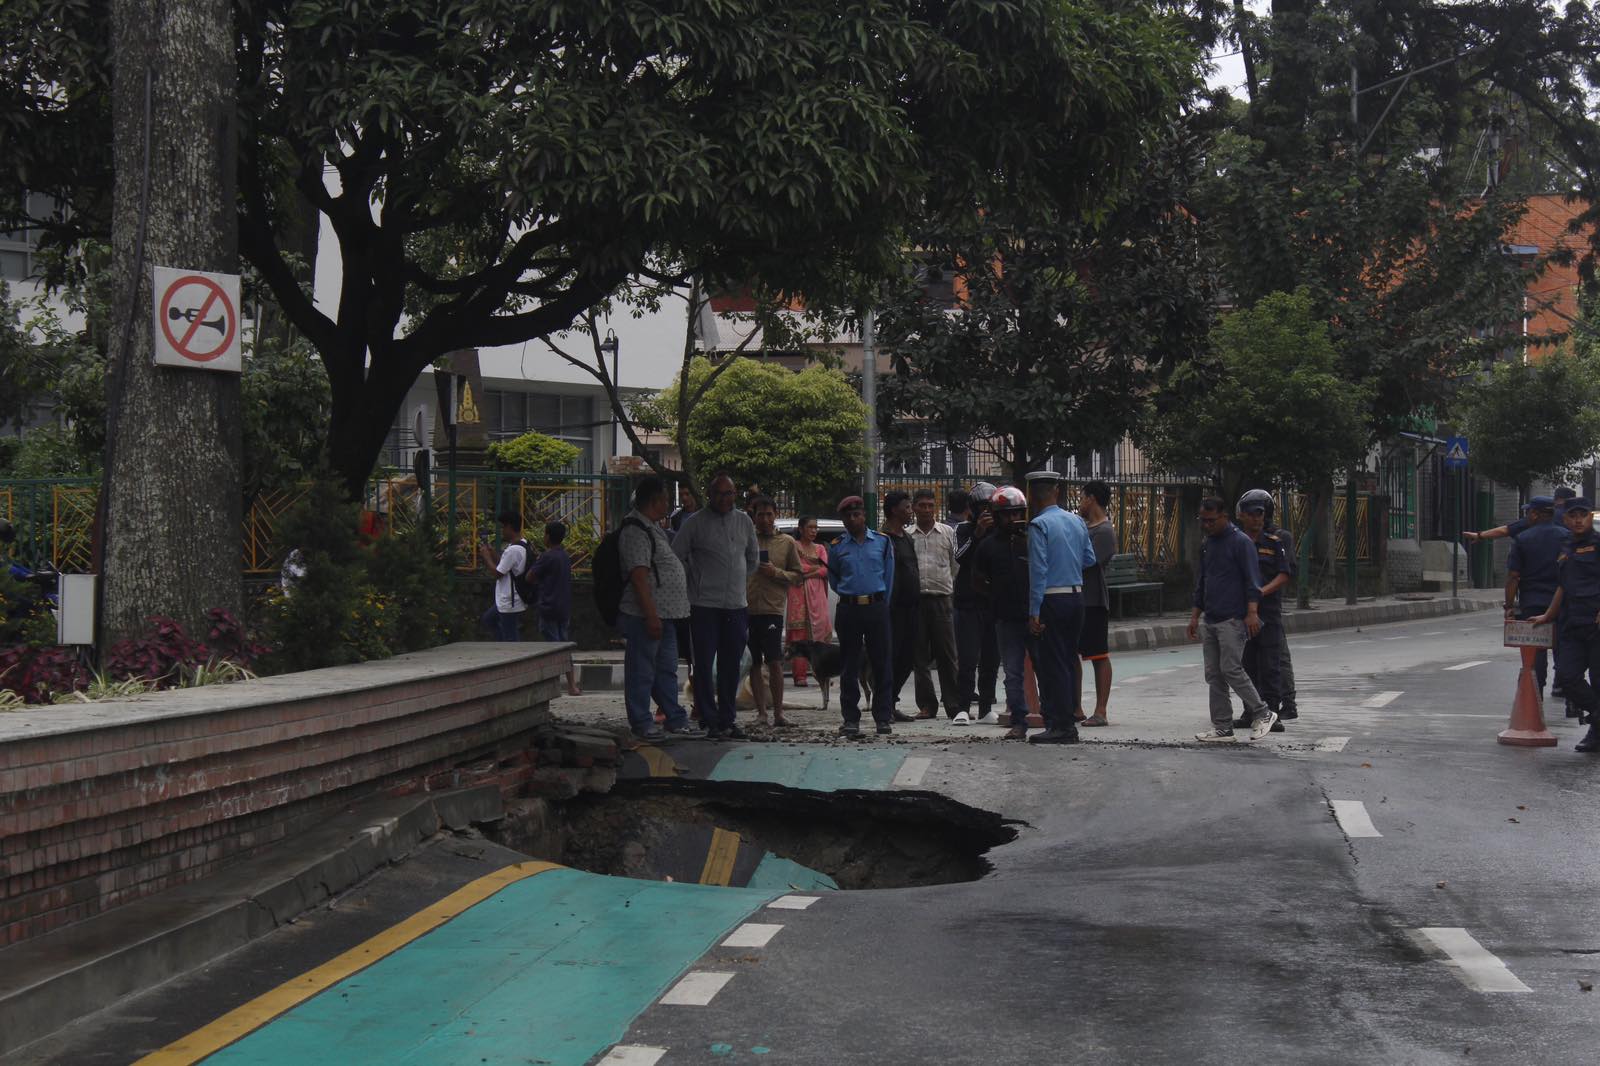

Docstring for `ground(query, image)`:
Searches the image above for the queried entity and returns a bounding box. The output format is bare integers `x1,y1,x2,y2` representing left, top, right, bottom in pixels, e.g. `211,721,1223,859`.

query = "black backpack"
593,517,656,627
511,540,540,607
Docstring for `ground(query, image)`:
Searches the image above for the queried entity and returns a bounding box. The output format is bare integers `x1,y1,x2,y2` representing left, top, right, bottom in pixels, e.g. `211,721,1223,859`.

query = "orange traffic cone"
1498,645,1558,747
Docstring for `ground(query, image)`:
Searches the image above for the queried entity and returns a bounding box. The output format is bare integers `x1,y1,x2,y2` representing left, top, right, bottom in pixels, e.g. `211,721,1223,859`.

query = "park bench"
1105,553,1163,618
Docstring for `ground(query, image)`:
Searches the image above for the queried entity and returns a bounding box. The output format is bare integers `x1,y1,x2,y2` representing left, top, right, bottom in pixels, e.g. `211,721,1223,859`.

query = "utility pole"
101,0,242,648
861,308,879,526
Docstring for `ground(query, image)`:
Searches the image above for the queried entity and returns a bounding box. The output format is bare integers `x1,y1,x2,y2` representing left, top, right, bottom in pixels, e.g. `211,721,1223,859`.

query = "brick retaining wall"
0,642,567,947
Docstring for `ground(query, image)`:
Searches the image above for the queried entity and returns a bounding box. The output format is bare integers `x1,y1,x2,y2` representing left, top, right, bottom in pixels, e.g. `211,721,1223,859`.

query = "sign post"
151,266,242,372
1443,435,1469,597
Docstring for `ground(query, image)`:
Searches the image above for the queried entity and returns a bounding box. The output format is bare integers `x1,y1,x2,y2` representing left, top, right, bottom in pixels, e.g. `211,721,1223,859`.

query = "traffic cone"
1498,646,1558,747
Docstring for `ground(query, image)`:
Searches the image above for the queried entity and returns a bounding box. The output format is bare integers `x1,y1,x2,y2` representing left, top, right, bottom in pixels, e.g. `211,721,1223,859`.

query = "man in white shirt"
476,510,529,641
910,488,962,721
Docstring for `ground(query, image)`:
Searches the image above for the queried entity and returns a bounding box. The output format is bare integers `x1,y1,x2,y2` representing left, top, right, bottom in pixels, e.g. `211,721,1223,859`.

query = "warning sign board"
1504,620,1554,648
152,265,241,372
1443,435,1469,471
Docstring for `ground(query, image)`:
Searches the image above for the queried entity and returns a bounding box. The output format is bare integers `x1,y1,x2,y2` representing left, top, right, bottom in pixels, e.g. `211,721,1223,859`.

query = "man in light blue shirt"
827,495,896,737
1026,470,1098,744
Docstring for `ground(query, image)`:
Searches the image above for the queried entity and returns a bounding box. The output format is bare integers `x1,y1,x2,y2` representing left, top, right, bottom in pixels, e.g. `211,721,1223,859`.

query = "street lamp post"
599,329,620,463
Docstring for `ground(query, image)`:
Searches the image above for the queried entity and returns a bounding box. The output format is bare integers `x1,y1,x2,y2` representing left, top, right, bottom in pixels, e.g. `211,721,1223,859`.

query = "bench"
1104,553,1163,618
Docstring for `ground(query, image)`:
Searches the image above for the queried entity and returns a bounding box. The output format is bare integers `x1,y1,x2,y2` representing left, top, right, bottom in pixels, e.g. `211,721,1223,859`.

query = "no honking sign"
152,265,242,372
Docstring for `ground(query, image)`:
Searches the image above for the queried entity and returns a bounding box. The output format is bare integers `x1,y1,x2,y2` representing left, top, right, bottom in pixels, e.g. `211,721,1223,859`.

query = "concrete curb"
1107,595,1501,653
571,596,1503,689
0,786,504,1058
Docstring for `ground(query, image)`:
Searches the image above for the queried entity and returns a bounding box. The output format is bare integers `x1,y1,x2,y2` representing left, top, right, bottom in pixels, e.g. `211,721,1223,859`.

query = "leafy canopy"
1143,289,1369,491
1457,348,1600,493
484,430,581,473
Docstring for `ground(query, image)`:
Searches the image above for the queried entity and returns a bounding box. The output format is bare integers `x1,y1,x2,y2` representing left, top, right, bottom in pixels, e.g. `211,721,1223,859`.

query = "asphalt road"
14,612,1599,1065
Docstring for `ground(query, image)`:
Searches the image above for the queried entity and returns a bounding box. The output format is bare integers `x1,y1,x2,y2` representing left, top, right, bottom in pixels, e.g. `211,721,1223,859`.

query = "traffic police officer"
1504,496,1563,698
1235,490,1291,733
1532,497,1600,751
1025,469,1098,745
826,495,897,737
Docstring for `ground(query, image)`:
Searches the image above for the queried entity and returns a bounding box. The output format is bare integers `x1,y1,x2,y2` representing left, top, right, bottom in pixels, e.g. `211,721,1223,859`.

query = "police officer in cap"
1532,496,1600,750
1234,490,1291,733
1025,468,1097,744
1505,496,1563,699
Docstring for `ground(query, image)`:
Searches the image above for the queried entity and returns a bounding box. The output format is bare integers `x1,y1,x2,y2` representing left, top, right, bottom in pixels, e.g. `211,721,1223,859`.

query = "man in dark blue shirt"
528,521,581,696
1187,496,1274,743
1505,497,1563,698
1236,492,1292,734
827,495,896,737
1532,497,1600,751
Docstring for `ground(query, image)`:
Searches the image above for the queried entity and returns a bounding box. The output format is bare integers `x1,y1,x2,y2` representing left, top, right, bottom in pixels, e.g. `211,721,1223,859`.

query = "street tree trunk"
101,0,242,648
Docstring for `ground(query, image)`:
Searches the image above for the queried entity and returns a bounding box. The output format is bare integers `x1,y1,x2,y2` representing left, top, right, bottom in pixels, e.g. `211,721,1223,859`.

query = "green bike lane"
133,743,909,1066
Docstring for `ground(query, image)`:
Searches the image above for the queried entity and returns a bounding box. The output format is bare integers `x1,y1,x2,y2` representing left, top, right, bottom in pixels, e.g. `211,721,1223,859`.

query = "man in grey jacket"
673,473,760,739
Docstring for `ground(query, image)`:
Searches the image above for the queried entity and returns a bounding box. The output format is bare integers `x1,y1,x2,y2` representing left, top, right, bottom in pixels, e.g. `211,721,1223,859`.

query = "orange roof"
1509,194,1590,355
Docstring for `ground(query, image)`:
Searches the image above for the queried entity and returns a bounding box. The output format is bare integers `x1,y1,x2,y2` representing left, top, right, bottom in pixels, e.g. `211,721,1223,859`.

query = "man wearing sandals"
747,496,803,727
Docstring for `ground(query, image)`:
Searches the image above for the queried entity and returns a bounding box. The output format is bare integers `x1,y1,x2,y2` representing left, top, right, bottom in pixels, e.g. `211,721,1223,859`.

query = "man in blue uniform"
1025,469,1098,745
827,495,897,737
1532,497,1600,751
1188,496,1276,742
1504,497,1563,697
1236,491,1292,734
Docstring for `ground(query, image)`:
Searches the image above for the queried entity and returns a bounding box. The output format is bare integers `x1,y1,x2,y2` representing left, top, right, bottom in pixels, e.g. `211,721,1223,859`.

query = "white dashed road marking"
1380,636,1408,641
661,971,736,1006
1415,928,1532,992
1422,631,1446,636
1298,644,1328,650
600,1047,667,1065
892,757,931,788
1362,691,1402,708
1314,736,1351,752
722,923,784,948
1445,660,1491,671
768,895,820,910
1330,800,1382,838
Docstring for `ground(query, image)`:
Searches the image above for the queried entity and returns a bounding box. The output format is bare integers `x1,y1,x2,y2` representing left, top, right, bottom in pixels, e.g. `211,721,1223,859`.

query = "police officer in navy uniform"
1504,496,1563,699
1235,490,1291,733
1532,497,1600,751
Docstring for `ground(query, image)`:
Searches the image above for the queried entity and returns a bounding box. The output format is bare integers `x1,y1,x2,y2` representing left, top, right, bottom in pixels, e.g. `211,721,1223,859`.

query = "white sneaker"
952,711,972,726
976,710,999,725
1249,712,1279,741
1194,728,1237,743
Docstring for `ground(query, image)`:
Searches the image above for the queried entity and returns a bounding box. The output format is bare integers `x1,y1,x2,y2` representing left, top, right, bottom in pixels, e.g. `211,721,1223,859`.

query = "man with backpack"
599,477,704,741
476,510,531,641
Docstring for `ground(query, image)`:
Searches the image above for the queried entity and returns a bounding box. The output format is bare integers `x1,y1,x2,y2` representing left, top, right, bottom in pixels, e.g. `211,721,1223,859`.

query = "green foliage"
657,358,866,508
1,424,96,478
0,568,56,646
1457,351,1600,492
484,431,581,473
241,338,331,498
1144,290,1369,491
260,480,465,673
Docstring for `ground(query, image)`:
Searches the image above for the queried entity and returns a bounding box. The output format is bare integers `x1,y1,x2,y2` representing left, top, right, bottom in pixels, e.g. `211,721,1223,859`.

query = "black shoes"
1028,728,1080,745
1576,727,1599,753
724,724,748,740
1270,719,1286,732
1566,700,1581,719
838,722,862,738
1277,707,1298,720
892,710,917,722
876,722,894,735
1232,715,1252,730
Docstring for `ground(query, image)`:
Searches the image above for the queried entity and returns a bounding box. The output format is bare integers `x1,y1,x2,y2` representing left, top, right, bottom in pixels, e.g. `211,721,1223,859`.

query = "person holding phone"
747,497,803,725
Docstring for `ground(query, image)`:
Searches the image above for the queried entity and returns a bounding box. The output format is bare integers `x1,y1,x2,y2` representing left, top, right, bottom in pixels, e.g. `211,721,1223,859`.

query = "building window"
1,192,55,282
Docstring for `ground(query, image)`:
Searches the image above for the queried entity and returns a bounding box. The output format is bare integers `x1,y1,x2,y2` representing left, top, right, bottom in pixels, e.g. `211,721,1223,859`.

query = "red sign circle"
158,275,237,363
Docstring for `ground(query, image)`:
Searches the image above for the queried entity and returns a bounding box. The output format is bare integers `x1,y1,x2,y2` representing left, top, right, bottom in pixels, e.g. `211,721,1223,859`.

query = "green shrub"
484,431,580,473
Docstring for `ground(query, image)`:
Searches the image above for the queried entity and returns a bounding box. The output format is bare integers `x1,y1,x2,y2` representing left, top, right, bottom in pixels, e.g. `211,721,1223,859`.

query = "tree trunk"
102,0,242,648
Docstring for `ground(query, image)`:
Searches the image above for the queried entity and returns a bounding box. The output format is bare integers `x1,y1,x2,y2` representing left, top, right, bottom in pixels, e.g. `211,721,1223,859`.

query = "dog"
788,639,874,711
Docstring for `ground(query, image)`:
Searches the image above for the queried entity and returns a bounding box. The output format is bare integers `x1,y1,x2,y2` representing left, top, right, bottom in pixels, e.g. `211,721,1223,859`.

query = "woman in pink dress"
787,516,833,684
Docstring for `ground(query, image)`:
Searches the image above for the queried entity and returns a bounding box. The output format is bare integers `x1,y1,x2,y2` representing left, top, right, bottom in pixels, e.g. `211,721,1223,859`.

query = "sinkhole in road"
496,777,1019,890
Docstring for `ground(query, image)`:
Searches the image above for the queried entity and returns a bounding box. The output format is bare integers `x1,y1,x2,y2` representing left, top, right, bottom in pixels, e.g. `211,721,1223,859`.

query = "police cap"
1528,495,1555,511
836,495,865,515
1565,496,1593,513
1024,469,1062,484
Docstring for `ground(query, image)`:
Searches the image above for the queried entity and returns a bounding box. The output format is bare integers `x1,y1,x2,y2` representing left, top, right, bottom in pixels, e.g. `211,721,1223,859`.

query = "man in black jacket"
954,482,1001,722
883,490,921,722
974,486,1034,739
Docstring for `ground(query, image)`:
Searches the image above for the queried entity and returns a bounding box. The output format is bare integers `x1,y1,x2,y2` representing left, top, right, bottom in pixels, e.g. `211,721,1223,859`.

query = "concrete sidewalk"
572,589,1502,691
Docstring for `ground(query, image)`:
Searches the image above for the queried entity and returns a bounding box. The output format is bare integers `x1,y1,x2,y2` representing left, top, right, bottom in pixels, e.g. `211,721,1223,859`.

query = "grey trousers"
914,594,960,715
1202,618,1269,728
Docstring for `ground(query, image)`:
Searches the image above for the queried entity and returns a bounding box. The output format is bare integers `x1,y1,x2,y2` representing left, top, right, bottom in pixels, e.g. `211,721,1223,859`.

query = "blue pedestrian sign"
1443,435,1469,471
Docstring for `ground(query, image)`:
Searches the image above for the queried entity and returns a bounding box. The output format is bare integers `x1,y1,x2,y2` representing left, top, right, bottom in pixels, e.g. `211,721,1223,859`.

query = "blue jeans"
619,612,690,733
836,599,894,725
1034,592,1083,731
690,606,749,731
480,606,522,642
995,617,1033,717
538,617,571,642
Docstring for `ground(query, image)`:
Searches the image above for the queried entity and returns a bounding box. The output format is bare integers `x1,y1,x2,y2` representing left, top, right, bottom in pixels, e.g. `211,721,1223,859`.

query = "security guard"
1504,497,1563,698
1235,490,1291,733
826,495,897,737
1532,497,1600,751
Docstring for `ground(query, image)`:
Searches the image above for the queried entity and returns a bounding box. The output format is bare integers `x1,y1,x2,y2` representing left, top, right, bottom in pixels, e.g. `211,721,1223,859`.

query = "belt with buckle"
1045,586,1083,595
844,593,884,605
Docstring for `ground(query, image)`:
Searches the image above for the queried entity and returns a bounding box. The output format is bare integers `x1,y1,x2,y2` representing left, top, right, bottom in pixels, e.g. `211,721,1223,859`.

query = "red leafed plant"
105,616,212,688
0,645,90,704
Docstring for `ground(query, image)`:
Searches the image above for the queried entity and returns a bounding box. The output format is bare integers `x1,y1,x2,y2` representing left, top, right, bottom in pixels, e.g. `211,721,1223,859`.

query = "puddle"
489,777,1018,891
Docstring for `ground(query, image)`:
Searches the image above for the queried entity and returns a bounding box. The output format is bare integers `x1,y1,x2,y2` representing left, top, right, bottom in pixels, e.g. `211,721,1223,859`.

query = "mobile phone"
759,549,770,564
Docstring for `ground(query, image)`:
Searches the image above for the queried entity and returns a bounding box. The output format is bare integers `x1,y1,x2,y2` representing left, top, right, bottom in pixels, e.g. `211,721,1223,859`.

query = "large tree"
875,120,1218,480
3,0,1192,496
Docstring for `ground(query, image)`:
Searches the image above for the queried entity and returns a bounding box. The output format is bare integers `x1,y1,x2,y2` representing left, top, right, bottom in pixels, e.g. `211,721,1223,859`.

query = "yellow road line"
698,828,741,886
634,743,681,778
133,861,561,1066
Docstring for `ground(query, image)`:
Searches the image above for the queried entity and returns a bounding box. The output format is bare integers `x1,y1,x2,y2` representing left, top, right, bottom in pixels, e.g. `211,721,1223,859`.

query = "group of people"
1485,487,1600,752
477,510,582,696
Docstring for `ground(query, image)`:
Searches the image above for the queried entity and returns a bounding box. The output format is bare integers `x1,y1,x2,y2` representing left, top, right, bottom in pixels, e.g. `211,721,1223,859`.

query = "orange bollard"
1497,645,1558,747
